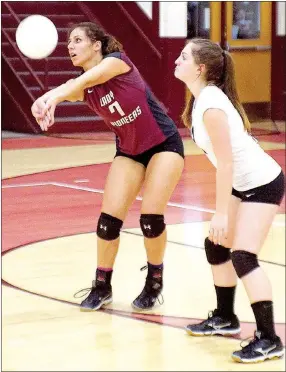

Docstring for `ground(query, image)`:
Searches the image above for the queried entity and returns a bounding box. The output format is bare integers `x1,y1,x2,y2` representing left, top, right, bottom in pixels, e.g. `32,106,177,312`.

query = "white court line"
2,181,215,213
51,181,105,194
2,182,51,188
50,182,216,213
2,181,286,224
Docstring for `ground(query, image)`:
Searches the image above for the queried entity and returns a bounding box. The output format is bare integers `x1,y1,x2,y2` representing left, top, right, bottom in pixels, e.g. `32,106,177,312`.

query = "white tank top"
191,86,281,191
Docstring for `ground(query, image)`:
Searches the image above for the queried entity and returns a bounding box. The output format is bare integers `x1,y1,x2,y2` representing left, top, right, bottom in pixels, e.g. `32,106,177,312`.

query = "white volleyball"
16,15,58,59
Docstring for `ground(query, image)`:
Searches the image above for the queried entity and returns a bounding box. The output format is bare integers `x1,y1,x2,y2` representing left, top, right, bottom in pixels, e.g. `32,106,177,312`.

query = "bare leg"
232,202,279,303
97,156,145,268
210,195,241,287
132,152,184,311
185,196,241,335
231,202,283,362
141,152,184,264
79,157,145,311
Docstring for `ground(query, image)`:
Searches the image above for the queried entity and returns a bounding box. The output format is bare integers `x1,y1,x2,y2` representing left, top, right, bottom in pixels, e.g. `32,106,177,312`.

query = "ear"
198,64,206,73
199,63,206,73
93,40,102,52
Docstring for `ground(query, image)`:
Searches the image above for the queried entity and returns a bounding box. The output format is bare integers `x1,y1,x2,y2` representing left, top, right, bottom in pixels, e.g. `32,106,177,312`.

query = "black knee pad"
140,214,165,238
231,250,260,278
97,212,123,241
205,237,231,265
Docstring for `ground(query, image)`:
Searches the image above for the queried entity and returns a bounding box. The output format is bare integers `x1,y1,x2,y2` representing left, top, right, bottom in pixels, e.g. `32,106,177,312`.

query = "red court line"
107,309,286,345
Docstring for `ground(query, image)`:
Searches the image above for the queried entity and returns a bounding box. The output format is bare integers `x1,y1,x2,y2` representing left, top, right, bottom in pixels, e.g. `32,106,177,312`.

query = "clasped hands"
31,96,57,131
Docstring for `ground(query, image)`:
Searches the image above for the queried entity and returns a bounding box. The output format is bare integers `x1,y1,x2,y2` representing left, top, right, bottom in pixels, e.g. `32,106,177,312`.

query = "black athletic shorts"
115,131,185,168
232,171,285,206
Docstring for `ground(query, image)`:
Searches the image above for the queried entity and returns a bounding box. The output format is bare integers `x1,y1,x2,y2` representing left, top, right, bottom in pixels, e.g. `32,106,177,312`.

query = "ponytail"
101,34,123,55
222,52,251,132
184,39,251,132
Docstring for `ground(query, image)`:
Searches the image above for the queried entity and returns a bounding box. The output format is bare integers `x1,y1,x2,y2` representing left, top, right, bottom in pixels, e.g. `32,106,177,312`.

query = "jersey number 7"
108,101,125,117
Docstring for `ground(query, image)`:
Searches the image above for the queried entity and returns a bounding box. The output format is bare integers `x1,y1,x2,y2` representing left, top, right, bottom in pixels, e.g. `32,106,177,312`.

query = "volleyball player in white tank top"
175,38,284,363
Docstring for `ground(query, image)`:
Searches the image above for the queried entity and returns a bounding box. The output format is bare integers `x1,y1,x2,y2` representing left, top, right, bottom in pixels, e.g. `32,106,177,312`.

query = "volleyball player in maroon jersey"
31,22,185,311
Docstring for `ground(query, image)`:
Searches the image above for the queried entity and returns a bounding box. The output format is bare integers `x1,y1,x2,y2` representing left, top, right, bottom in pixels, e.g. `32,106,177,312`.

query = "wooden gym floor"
2,125,285,371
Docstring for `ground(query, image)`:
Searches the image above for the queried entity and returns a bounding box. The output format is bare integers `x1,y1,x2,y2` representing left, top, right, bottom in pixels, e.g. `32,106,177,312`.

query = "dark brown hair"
68,22,123,55
182,38,251,132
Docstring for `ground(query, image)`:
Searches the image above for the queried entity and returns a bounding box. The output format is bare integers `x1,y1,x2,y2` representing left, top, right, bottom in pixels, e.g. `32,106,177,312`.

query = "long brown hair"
68,22,123,55
182,38,251,132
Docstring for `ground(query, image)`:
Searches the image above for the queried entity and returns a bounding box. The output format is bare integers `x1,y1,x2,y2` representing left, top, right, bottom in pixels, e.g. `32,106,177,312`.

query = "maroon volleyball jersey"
83,52,178,155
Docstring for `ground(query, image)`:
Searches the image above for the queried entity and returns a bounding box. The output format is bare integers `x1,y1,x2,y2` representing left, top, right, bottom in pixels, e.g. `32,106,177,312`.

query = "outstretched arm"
203,108,233,245
32,57,130,130
31,79,81,131
47,57,129,104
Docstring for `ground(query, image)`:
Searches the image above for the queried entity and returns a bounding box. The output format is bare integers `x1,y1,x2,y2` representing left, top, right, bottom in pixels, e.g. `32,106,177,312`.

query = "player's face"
174,43,200,83
68,28,99,67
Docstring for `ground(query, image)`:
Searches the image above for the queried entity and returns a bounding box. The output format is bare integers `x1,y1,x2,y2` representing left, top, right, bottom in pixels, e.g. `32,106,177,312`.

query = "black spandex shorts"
232,171,285,206
115,131,185,168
